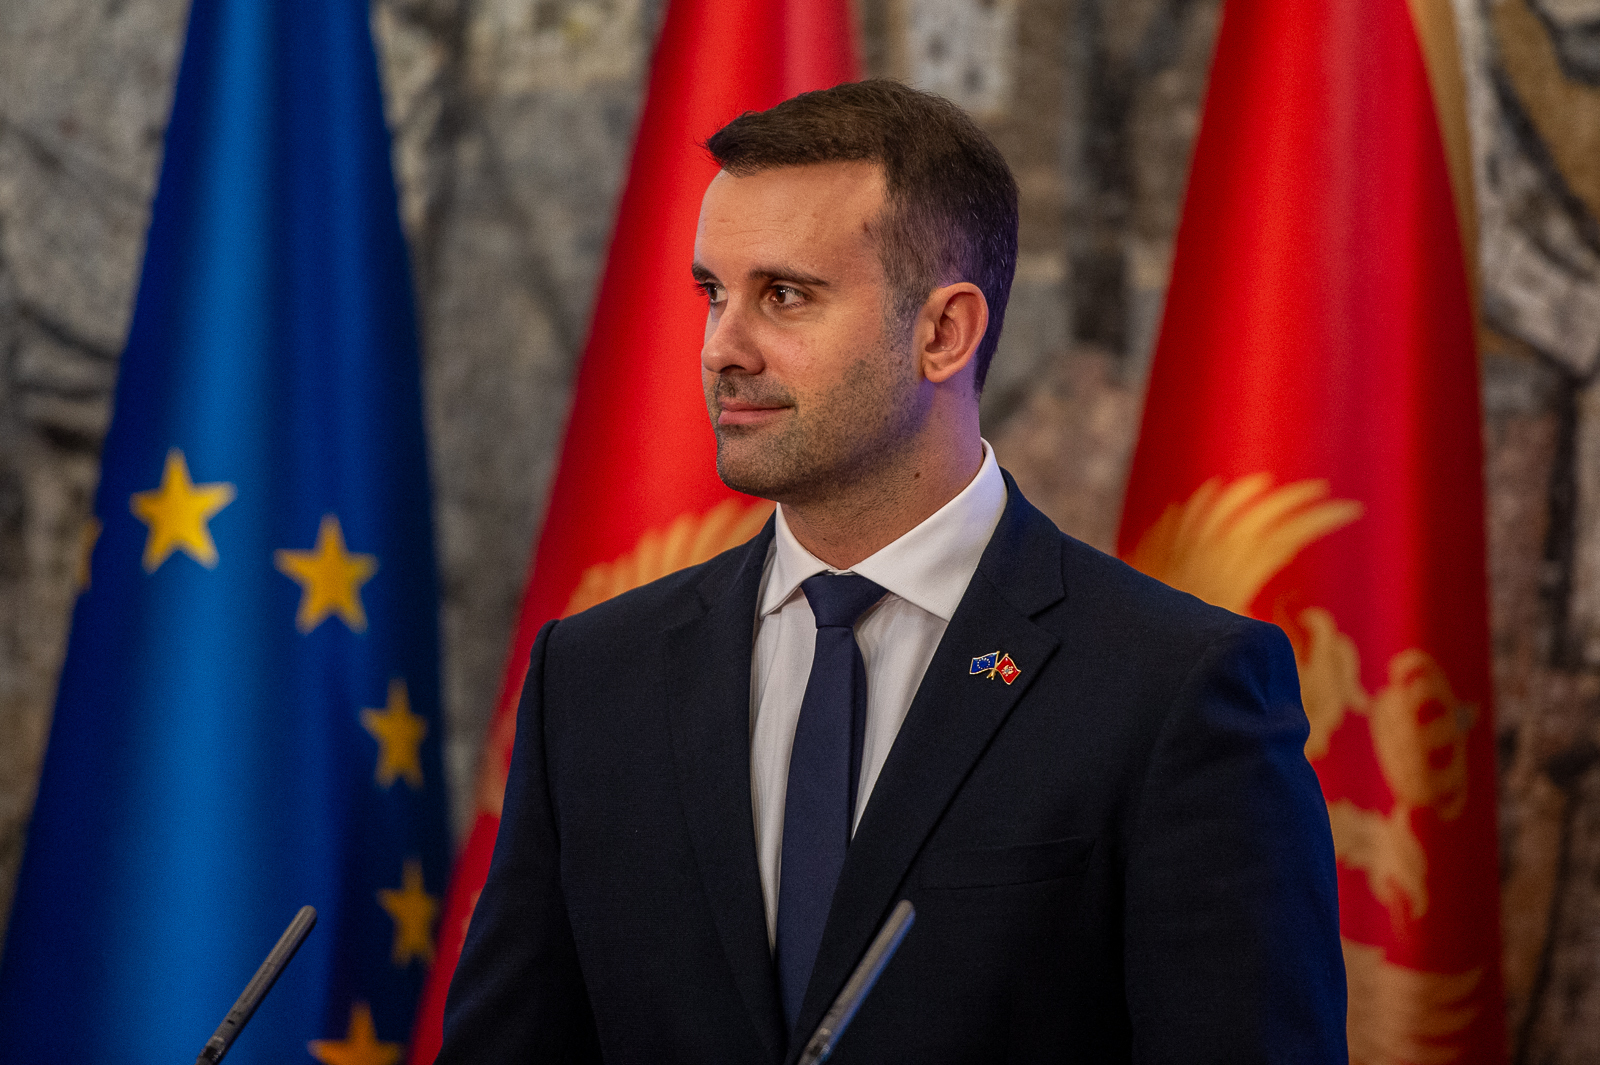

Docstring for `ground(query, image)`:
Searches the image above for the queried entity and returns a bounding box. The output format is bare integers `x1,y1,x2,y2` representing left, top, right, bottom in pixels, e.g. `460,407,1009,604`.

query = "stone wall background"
1,0,1598,1058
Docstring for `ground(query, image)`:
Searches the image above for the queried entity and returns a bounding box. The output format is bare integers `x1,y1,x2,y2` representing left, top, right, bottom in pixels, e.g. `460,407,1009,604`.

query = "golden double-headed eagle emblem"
564,498,775,617
1130,474,1484,1065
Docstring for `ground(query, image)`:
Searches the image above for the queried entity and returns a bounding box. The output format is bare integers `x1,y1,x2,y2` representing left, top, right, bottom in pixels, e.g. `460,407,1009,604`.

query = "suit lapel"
662,522,787,1063
786,483,1067,1057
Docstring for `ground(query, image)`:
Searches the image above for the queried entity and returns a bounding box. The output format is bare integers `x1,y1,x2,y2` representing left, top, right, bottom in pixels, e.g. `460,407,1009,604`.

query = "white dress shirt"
749,440,1008,944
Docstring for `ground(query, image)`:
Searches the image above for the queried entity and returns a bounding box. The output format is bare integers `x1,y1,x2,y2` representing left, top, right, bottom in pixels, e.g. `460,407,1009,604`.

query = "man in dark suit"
439,80,1345,1064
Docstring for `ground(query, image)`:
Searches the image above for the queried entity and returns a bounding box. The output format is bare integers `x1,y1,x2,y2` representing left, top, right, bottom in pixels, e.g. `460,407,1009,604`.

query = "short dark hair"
705,79,1019,392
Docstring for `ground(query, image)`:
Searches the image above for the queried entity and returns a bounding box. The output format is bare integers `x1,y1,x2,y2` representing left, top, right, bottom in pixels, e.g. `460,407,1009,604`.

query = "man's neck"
779,437,985,569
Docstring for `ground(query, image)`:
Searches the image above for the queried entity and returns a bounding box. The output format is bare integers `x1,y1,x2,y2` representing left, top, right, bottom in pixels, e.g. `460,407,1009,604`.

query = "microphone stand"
797,900,915,1065
194,905,317,1064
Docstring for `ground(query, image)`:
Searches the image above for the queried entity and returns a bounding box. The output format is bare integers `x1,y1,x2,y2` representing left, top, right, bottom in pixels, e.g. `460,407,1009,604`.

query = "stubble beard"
709,341,925,508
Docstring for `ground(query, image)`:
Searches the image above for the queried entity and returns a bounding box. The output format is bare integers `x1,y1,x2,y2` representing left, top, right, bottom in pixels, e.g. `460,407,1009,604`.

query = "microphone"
796,899,915,1065
194,905,317,1065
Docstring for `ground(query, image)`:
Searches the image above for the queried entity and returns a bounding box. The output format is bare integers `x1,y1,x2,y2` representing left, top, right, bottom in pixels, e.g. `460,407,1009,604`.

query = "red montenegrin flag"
408,3,859,1059
1116,0,1505,1062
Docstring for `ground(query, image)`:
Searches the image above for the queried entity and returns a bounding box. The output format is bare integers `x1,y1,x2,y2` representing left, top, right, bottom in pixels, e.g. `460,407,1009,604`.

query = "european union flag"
0,1,448,1061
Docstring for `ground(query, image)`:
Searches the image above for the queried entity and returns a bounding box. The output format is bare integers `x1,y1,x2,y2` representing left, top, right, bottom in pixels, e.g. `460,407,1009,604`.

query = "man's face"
693,162,928,505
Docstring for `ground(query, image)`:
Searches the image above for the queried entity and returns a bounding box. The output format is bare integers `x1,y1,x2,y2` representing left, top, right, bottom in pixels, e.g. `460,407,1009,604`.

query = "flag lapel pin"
971,651,1020,684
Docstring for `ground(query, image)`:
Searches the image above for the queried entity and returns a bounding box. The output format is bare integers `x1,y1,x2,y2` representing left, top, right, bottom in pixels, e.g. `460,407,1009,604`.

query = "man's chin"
713,437,798,501
713,458,780,500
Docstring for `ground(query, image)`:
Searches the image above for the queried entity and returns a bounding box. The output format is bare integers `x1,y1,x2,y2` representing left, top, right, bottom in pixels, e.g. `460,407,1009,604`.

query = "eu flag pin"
971,651,1020,684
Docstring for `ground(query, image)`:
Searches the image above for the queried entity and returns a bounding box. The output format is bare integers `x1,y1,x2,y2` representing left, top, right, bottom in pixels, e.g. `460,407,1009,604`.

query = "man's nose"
702,299,764,376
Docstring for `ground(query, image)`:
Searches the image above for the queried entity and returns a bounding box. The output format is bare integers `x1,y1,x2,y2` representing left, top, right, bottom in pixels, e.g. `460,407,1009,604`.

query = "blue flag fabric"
0,1,448,1061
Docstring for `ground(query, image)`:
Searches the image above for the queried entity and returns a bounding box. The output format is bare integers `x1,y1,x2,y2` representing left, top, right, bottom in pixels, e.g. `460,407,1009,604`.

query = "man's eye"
698,282,725,304
770,285,802,305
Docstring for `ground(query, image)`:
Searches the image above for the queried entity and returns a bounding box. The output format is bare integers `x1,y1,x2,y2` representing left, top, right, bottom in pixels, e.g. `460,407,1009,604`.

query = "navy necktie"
776,572,886,1032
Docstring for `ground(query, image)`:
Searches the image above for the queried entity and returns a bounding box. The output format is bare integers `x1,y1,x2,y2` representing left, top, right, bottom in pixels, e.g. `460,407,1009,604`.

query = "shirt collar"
759,440,1008,621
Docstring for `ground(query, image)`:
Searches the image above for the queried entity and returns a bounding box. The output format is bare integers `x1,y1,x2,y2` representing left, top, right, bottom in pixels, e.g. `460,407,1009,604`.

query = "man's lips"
716,399,789,426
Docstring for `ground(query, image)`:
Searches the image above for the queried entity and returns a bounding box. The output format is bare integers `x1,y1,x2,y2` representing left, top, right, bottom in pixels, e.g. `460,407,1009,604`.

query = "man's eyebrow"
690,262,831,288
748,264,830,288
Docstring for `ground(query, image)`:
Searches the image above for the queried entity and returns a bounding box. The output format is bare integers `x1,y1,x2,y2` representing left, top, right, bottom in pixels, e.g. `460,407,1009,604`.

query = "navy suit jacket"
439,477,1346,1064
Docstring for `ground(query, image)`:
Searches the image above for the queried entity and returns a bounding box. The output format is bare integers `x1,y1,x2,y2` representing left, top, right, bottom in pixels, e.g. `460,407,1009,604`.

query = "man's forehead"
704,162,883,220
696,162,885,265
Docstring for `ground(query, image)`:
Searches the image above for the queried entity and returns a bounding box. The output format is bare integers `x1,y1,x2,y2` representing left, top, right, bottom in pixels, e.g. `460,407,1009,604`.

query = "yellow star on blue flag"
378,858,439,967
308,1002,404,1065
276,514,379,633
130,449,236,571
363,679,427,789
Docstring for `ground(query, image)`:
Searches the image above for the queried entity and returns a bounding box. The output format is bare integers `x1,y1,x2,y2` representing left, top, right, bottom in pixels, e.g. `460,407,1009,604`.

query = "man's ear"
916,282,989,384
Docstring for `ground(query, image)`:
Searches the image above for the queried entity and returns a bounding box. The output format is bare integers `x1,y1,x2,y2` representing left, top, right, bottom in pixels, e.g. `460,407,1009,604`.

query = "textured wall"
1463,0,1600,1057
1,0,1598,1058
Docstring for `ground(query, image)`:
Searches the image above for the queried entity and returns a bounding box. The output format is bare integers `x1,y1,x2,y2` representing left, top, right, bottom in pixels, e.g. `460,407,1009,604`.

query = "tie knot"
801,572,886,629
